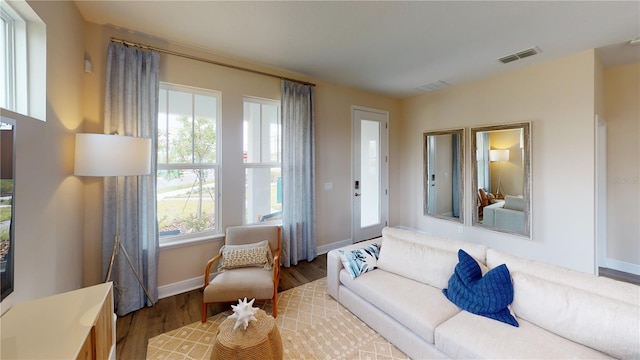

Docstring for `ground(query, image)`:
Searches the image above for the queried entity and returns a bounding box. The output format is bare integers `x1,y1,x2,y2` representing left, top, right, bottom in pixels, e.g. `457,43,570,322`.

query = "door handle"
355,193,361,197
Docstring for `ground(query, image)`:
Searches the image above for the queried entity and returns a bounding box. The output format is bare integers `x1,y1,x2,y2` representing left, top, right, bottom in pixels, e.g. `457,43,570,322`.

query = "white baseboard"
317,238,353,255
158,276,204,300
600,257,640,276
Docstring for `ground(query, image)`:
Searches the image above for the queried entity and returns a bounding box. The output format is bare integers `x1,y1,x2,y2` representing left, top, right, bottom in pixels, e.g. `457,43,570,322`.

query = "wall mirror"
1,117,15,300
472,123,530,237
424,128,464,223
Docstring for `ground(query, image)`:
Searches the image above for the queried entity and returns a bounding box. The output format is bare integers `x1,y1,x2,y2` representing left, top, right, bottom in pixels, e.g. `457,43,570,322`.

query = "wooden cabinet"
1,282,115,360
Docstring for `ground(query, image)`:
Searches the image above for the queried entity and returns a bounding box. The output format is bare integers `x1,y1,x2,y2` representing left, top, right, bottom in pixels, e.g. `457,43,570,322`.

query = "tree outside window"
157,84,220,241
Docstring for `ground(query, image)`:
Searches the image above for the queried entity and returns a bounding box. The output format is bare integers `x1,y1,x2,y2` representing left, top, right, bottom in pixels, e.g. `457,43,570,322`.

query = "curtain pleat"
281,80,316,267
103,42,160,316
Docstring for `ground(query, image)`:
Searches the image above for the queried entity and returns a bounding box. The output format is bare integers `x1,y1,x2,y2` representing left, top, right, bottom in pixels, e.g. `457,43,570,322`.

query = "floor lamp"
74,133,155,304
489,149,509,198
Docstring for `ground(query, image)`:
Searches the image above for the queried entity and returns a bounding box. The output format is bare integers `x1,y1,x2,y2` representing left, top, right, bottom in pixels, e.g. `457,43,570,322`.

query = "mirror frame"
471,122,531,237
423,128,464,224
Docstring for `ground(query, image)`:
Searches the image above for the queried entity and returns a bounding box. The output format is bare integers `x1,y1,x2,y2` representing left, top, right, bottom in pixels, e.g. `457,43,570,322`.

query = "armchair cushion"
218,240,273,271
204,267,275,303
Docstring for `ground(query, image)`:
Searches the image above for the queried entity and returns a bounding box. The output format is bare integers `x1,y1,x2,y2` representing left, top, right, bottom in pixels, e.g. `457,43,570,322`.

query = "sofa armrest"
482,201,504,226
494,208,525,232
326,238,381,301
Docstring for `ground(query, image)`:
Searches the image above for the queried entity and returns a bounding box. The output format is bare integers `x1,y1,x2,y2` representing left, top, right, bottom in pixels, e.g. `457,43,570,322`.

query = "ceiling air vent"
499,47,541,64
416,80,451,93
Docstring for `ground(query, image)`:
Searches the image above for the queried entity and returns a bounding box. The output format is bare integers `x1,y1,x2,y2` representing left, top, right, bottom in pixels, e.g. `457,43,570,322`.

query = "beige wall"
604,62,640,266
82,23,400,288
397,50,598,274
1,0,85,313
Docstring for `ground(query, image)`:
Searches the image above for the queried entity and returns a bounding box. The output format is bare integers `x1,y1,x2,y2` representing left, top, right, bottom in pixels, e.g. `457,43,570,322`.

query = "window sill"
159,232,224,250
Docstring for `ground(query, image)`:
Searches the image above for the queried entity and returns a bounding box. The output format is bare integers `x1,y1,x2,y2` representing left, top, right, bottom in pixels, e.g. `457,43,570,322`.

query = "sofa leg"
201,303,208,323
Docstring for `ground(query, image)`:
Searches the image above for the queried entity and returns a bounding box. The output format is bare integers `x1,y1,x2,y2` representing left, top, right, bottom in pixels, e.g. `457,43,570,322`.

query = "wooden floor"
115,254,327,359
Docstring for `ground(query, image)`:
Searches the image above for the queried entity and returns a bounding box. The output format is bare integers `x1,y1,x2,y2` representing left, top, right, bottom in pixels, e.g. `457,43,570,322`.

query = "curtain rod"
110,38,316,87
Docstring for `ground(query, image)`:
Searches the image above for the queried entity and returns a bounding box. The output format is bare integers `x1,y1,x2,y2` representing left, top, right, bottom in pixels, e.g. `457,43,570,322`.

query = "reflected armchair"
202,225,282,323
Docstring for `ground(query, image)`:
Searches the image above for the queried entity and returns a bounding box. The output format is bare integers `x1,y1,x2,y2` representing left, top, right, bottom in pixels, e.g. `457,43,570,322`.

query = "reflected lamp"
489,149,509,197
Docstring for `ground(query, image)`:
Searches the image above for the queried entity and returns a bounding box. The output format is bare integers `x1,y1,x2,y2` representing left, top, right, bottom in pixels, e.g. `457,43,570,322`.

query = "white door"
352,107,388,242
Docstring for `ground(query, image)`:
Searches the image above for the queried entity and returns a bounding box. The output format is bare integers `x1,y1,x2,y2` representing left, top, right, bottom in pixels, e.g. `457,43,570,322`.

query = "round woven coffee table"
210,309,283,360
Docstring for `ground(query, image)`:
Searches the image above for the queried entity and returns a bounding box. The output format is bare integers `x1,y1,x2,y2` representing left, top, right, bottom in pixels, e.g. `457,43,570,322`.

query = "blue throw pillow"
443,249,519,327
338,243,380,279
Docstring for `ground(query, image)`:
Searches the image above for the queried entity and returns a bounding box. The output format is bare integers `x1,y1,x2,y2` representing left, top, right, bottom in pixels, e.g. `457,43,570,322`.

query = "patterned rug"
147,278,409,359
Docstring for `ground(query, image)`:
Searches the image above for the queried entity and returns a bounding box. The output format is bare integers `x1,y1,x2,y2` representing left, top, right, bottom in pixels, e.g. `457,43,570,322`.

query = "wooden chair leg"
201,303,208,323
272,292,278,318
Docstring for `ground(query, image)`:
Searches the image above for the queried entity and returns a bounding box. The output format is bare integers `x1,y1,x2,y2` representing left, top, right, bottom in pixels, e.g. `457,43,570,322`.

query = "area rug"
147,278,409,359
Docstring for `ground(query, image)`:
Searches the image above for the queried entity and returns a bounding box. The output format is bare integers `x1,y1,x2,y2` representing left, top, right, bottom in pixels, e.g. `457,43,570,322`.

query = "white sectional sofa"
327,227,640,359
482,195,525,233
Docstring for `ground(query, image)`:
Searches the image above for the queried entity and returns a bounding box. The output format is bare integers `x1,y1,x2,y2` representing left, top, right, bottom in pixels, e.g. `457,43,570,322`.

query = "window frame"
1,6,18,111
157,82,222,246
0,0,44,121
242,96,282,225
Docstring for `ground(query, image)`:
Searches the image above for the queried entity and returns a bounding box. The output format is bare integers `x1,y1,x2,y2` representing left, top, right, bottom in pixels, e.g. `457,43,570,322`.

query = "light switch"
324,182,333,191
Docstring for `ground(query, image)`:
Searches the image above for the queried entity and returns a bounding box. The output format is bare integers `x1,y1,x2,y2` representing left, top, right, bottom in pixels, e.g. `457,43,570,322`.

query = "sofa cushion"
377,235,460,289
435,311,613,359
337,243,380,279
511,272,640,359
487,249,640,305
382,227,488,264
443,250,518,327
340,268,460,344
503,195,525,211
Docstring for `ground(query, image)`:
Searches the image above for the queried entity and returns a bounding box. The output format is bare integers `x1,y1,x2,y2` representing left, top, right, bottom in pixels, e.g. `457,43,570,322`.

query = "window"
157,83,221,242
1,6,19,111
243,97,281,224
0,0,45,121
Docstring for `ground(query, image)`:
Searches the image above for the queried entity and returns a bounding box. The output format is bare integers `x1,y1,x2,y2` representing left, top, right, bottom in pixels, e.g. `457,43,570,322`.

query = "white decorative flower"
227,297,259,330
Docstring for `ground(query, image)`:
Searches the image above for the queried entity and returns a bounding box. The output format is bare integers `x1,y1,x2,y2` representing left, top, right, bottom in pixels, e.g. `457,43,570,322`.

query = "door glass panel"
360,119,380,227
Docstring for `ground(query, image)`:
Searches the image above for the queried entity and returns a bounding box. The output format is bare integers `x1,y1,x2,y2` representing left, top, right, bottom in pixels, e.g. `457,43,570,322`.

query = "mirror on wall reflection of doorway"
1,117,16,301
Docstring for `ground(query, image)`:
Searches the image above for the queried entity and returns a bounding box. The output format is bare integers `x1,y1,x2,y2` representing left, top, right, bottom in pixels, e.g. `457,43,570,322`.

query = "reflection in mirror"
1,118,15,300
424,129,464,223
472,123,530,237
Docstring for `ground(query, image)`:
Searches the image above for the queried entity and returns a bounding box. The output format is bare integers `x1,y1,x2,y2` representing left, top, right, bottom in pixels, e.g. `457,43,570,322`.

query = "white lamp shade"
489,149,509,162
74,133,151,176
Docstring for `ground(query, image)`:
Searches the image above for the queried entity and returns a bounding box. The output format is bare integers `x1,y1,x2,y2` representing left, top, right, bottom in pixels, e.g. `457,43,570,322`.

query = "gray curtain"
281,80,316,267
104,42,160,316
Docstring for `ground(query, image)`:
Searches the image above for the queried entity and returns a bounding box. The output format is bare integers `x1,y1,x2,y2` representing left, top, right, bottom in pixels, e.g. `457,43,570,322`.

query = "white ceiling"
75,1,640,98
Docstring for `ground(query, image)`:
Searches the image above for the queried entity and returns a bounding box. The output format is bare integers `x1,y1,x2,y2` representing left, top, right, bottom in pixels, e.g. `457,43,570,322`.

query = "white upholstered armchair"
202,225,281,323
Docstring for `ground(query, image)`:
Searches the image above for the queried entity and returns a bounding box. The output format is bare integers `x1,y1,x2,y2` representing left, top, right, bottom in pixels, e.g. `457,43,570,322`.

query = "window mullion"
164,90,169,164
191,93,196,165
